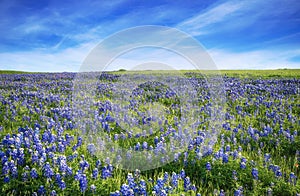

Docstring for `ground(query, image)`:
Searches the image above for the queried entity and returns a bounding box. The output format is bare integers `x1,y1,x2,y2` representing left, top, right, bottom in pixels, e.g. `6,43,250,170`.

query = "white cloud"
1,40,299,72
176,0,300,36
177,1,248,36
0,41,97,72
177,1,244,35
208,48,300,70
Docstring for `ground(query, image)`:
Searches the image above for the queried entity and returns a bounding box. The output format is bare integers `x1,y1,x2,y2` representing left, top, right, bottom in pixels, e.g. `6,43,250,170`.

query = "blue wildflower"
43,162,54,178
101,166,112,179
90,184,96,193
30,168,38,179
92,168,98,179
219,189,225,196
223,153,229,163
59,180,66,190
50,190,57,196
171,172,178,187
252,168,259,180
38,185,46,195
3,175,10,183
184,177,191,191
206,162,212,171
79,174,88,192
180,169,186,178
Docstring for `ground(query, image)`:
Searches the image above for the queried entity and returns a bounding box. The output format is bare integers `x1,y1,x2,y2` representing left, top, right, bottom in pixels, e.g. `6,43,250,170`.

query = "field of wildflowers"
0,70,299,195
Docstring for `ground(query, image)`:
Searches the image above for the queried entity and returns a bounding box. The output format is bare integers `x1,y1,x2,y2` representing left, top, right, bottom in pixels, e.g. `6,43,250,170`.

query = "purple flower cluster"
111,170,199,195
0,72,299,195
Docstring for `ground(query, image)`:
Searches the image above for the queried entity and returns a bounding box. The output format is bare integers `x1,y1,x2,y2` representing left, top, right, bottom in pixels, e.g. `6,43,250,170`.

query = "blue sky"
0,0,299,71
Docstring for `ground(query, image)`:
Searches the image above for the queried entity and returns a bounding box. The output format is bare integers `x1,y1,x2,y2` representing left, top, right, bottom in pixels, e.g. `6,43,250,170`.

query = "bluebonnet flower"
22,172,29,181
74,170,82,181
238,146,242,152
59,180,66,190
66,166,73,176
269,164,280,173
58,142,65,153
1,155,8,165
11,148,18,160
77,137,83,146
51,144,57,152
252,168,259,180
234,189,243,196
92,168,98,179
43,162,54,178
101,166,112,179
17,148,25,165
38,185,46,195
153,177,165,195
31,151,39,164
139,179,147,195
171,172,178,187
72,145,78,152
275,170,282,178
225,145,231,152
180,169,186,178
55,173,61,183
11,166,18,178
67,154,77,162
90,184,96,193
241,157,247,163
163,172,169,183
79,174,88,192
120,184,132,196
289,172,297,185
114,134,119,141
154,136,159,145
233,150,239,160
127,173,136,190
59,159,68,173
3,175,10,183
135,142,140,151
30,168,38,179
219,189,225,196
142,141,148,150
223,153,229,163
240,162,246,169
2,162,9,175
50,190,57,196
206,162,212,171
96,159,101,168
80,160,89,171
184,176,191,191
240,157,247,169
190,184,197,192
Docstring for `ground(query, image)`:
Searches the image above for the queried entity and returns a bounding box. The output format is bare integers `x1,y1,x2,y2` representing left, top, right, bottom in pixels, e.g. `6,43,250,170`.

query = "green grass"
2,69,299,78
0,70,31,74
111,69,300,78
